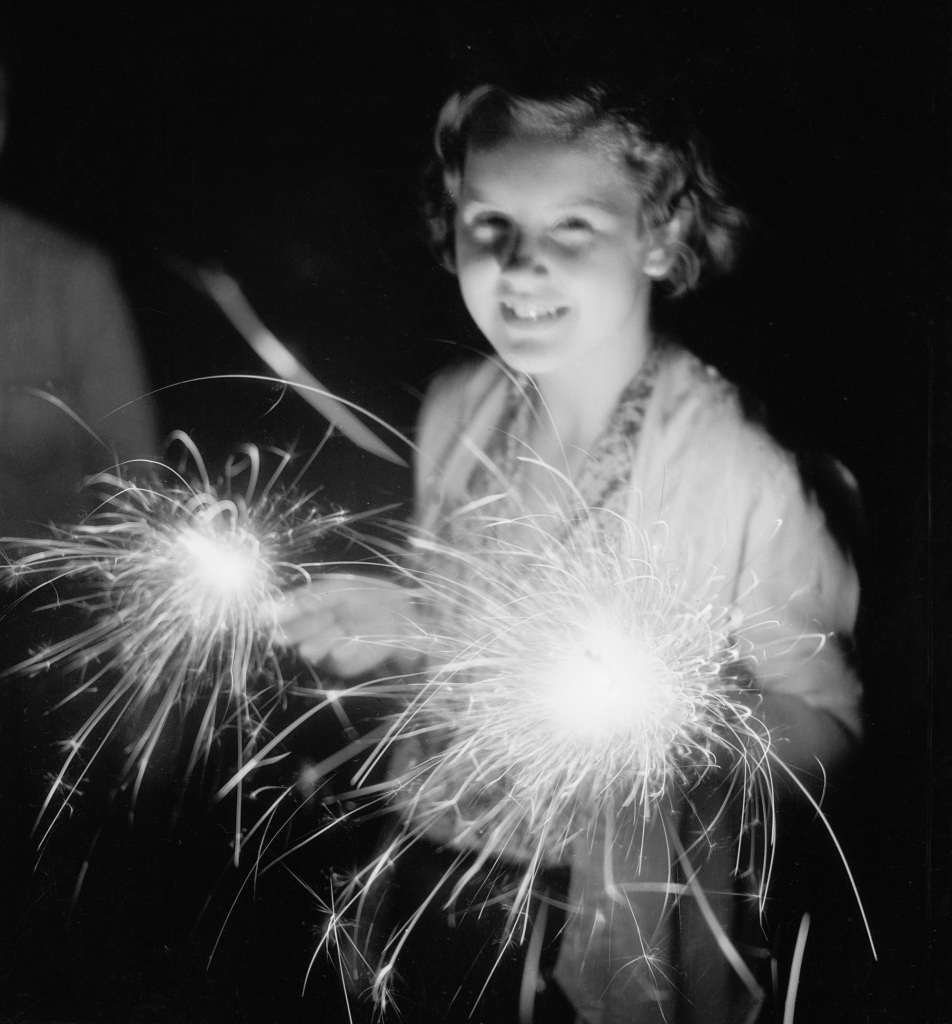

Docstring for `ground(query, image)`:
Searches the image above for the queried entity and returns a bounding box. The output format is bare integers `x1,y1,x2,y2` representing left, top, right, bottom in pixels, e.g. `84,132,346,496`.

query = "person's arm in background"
68,247,161,471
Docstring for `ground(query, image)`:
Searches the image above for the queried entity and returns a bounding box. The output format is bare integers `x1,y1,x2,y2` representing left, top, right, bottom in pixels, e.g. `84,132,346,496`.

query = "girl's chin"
494,350,563,378
489,335,564,374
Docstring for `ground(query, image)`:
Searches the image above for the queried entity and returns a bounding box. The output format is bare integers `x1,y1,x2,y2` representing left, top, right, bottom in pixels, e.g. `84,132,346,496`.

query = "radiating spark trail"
3,432,870,1015
398,509,764,863
1,435,354,858
305,507,785,1015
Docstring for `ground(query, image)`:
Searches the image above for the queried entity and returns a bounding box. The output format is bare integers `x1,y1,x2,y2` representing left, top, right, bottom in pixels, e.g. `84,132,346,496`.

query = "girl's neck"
531,333,655,454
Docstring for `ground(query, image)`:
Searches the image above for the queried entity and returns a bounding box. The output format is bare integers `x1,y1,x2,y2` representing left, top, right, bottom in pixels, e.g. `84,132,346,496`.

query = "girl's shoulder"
649,341,796,489
652,343,754,437
652,342,740,421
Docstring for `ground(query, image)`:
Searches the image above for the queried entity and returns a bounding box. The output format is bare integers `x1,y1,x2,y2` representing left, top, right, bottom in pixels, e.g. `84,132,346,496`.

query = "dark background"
0,2,948,1022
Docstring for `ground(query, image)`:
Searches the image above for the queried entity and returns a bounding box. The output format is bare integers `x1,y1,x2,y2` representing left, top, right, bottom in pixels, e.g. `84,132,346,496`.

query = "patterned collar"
480,344,662,517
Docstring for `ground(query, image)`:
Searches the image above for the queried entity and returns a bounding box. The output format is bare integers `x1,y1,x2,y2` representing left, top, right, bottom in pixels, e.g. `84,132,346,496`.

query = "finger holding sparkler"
275,572,428,678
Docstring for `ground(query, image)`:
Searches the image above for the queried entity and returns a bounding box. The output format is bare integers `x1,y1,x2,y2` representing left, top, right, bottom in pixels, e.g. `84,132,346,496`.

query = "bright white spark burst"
543,623,691,740
393,510,765,862
313,508,779,1012
1,435,351,852
176,526,264,595
2,446,869,1013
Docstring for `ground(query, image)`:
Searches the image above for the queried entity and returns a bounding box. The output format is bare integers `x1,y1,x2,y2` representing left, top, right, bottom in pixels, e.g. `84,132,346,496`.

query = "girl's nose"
500,230,546,274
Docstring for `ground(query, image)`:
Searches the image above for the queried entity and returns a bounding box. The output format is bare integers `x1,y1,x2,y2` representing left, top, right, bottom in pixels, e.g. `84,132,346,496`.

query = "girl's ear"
643,213,684,279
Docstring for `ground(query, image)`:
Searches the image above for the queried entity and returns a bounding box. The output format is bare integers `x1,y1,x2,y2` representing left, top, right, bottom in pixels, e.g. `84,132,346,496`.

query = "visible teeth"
503,301,563,321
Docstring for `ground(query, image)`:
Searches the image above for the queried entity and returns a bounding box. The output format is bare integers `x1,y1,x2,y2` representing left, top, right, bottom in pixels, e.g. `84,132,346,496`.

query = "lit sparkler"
3,427,870,1016
311,507,783,1014
1,433,353,854
401,509,762,861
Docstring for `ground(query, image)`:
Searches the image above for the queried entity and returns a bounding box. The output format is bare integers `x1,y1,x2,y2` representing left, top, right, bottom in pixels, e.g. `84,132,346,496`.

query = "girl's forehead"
460,136,636,209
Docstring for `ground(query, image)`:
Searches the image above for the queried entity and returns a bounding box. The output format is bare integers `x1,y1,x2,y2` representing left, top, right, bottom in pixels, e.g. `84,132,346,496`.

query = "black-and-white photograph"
0,3,947,1022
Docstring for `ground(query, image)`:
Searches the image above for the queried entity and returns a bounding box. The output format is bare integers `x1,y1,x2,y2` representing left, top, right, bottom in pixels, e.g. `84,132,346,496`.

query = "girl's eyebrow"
559,195,623,213
459,190,623,215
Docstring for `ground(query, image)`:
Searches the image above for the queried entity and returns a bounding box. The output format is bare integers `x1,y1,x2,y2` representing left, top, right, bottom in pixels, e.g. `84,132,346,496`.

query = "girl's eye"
468,214,510,243
553,218,595,240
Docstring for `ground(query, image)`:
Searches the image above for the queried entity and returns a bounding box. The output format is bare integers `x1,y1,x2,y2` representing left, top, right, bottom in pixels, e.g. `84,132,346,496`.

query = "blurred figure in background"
0,53,159,538
0,44,160,1018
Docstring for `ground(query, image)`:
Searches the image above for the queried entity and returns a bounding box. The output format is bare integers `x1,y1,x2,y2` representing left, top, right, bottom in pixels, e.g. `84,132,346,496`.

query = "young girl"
279,84,862,1023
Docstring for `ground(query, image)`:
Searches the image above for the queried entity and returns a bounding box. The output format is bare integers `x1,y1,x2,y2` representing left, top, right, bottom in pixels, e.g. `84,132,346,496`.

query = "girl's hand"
274,573,423,678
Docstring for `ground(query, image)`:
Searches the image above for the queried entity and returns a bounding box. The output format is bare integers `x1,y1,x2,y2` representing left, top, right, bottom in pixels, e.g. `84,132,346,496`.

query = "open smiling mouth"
500,300,570,324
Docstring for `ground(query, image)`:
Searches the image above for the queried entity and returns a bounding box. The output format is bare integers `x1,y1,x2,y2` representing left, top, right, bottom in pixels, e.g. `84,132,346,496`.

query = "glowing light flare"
265,505,872,1022
0,439,353,856
408,531,745,844
542,620,678,744
174,523,269,603
303,512,791,1021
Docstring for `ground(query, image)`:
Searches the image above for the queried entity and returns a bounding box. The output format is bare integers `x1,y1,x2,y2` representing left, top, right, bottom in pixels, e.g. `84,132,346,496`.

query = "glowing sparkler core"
419,530,741,825
176,523,269,603
544,621,675,743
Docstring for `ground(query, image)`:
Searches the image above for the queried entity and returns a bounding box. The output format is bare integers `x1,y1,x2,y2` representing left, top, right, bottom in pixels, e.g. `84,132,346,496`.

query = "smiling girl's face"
453,136,667,383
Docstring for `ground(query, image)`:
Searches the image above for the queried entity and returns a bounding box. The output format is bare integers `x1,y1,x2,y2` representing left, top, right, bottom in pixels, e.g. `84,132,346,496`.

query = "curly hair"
422,84,745,296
